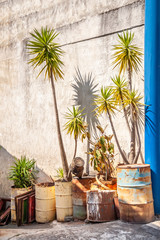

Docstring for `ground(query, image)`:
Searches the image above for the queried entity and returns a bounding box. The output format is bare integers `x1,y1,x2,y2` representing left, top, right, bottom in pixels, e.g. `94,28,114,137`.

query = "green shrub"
9,156,38,188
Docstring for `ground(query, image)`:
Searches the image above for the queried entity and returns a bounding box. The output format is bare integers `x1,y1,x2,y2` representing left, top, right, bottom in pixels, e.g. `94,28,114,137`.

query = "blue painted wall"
145,0,160,214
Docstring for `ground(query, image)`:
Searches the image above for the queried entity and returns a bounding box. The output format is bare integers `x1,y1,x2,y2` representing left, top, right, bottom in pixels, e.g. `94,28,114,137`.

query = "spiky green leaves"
27,27,64,80
112,31,143,75
64,106,86,140
111,75,129,106
9,156,38,188
95,87,117,116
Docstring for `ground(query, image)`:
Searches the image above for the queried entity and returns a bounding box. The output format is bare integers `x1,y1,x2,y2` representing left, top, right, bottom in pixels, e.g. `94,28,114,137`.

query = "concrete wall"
0,0,144,197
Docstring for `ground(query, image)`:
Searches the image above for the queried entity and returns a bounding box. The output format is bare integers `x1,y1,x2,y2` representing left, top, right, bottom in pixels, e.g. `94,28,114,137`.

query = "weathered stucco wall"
0,0,144,197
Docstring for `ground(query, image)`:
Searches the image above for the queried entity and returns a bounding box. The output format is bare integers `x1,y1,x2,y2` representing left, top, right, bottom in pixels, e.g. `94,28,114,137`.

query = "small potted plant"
54,106,87,222
64,106,96,220
88,125,115,186
9,156,37,222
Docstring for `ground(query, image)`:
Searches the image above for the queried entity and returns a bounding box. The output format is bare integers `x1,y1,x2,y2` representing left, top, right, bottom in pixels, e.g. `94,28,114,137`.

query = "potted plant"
27,27,69,181
88,126,115,182
9,156,37,222
84,125,117,222
64,106,96,220
27,27,74,222
94,31,154,223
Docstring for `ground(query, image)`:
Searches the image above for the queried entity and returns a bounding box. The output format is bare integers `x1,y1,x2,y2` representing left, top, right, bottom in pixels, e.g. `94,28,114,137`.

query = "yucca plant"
64,106,87,159
112,31,143,91
95,86,129,164
111,31,144,164
9,156,37,188
27,27,69,180
95,86,144,164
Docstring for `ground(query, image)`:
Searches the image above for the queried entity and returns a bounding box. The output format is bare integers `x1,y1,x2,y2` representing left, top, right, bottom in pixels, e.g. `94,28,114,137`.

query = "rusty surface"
117,164,153,204
119,202,155,223
72,178,95,220
114,197,120,219
87,190,116,222
117,164,154,223
117,164,151,187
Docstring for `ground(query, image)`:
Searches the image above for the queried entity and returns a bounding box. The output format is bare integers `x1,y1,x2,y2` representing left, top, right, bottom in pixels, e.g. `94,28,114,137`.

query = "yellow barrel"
35,183,56,223
11,186,32,222
55,181,73,222
117,164,155,223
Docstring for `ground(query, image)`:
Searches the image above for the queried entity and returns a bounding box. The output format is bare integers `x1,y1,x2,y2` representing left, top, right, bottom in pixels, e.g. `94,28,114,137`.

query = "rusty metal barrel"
117,164,155,223
72,177,95,220
87,190,116,222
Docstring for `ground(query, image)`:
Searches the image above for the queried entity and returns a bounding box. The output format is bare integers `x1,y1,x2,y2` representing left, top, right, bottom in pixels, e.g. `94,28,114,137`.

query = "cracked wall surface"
0,0,144,197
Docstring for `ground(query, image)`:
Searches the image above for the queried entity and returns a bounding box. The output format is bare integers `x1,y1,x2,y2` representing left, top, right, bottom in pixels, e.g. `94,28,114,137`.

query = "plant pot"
55,181,72,222
86,190,116,222
11,186,32,222
72,177,95,220
35,182,55,223
90,176,117,191
117,164,155,223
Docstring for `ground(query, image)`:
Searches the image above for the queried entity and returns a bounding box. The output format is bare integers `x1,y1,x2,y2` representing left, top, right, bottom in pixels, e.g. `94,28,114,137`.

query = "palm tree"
27,27,69,180
112,31,143,91
95,87,129,164
64,106,86,159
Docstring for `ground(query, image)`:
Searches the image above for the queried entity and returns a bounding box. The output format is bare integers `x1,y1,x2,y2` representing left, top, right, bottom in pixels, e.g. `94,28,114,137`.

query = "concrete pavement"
0,219,160,240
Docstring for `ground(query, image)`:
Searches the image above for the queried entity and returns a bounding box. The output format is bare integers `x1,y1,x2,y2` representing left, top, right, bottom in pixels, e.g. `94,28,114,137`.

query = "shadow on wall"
72,68,100,174
0,146,53,198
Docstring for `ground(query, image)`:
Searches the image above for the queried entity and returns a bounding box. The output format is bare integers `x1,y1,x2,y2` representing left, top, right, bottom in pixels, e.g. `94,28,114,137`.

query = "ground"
0,219,160,240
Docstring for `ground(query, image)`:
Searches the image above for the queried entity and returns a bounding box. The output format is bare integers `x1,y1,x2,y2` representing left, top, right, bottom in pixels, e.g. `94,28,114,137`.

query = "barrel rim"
11,186,32,190
86,190,116,193
117,164,150,169
36,182,55,187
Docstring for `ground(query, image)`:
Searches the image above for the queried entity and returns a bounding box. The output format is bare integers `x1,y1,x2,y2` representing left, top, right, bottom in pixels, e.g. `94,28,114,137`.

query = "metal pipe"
145,0,160,214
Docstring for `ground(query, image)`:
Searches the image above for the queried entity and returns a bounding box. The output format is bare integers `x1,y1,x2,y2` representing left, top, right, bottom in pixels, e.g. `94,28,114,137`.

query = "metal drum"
55,181,73,222
72,177,95,220
35,183,56,223
87,190,116,222
117,164,155,223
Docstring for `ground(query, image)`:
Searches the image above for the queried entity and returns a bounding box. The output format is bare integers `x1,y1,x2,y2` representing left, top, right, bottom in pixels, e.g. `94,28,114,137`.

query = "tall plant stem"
121,96,144,163
133,122,141,164
50,69,69,180
107,110,129,164
120,94,131,131
86,139,90,175
128,64,132,92
73,137,77,159
129,106,136,163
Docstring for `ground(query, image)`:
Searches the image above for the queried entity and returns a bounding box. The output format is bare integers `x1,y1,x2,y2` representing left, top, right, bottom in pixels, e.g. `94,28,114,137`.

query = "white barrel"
55,181,73,221
35,183,56,223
